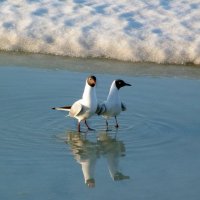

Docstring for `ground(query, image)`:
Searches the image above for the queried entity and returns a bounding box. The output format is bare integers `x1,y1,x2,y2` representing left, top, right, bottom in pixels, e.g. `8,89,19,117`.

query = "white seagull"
97,79,131,129
52,75,98,132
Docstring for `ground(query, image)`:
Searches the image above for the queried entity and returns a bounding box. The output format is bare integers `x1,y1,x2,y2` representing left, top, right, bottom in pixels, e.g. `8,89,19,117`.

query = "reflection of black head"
87,75,96,87
114,172,130,181
86,178,95,188
115,79,131,90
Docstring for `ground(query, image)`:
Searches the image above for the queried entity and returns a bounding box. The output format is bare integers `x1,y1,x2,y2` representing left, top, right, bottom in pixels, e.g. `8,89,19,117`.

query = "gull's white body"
56,80,98,121
72,80,98,122
97,79,130,129
53,76,98,131
101,81,123,119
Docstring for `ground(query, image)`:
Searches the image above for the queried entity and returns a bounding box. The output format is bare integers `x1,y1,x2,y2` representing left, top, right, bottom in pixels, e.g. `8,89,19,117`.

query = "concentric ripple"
119,112,182,154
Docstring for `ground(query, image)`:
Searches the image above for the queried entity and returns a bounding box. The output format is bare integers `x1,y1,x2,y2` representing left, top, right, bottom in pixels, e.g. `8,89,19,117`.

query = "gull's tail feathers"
52,106,71,111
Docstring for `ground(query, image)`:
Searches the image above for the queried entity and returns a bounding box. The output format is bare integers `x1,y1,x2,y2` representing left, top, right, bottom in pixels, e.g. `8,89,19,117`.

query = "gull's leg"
85,120,95,131
106,120,109,131
105,120,112,131
78,122,81,132
115,116,119,128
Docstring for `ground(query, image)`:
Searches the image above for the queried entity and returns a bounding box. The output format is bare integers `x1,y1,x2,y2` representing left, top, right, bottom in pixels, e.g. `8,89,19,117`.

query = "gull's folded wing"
69,100,83,117
96,103,106,115
121,102,126,111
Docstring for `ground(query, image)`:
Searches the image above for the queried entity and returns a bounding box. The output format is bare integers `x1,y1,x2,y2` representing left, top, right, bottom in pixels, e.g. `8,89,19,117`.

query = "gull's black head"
87,75,96,87
115,79,131,90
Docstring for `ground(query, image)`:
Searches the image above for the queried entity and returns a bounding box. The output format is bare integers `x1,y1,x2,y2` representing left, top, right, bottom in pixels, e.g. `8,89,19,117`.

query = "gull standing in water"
52,75,98,132
97,79,131,130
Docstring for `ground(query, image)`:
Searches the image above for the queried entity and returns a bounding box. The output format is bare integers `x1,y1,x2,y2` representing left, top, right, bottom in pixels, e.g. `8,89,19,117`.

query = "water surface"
0,53,200,200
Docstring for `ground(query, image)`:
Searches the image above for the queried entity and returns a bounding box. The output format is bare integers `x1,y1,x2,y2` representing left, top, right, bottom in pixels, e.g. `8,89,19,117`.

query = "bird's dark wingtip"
52,107,56,110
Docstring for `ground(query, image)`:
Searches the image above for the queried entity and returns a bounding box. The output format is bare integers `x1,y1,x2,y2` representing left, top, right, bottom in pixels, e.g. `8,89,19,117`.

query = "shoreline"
1,50,200,66
0,51,200,79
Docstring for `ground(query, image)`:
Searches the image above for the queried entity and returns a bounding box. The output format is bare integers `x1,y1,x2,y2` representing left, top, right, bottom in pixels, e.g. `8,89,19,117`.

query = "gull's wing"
69,100,84,117
96,102,107,115
121,102,127,111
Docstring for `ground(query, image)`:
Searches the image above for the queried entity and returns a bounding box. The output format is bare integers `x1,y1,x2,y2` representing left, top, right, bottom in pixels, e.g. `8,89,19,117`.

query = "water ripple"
120,113,181,153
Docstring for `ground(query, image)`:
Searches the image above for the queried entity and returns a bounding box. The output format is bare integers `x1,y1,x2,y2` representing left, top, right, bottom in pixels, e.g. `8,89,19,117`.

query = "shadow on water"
65,131,130,188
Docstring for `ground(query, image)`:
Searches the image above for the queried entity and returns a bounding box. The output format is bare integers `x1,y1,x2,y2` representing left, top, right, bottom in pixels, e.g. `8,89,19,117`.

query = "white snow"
0,0,200,64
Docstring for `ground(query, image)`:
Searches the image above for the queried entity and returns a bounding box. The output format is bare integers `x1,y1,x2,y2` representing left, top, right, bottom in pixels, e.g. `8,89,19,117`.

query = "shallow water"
1,54,200,200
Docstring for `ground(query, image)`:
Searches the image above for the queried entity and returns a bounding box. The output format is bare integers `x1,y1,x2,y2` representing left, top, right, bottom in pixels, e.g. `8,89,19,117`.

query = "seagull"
97,79,131,130
52,75,98,132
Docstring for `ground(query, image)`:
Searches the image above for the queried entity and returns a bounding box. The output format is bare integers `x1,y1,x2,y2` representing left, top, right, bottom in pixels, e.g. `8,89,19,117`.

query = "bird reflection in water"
66,132,129,188
97,133,130,181
67,132,99,188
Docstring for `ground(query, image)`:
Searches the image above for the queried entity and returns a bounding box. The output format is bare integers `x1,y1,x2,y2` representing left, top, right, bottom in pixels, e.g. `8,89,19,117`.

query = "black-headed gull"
97,79,131,129
52,75,98,132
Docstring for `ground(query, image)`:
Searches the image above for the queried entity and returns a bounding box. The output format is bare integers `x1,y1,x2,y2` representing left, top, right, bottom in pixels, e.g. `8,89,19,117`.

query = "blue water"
0,54,200,200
